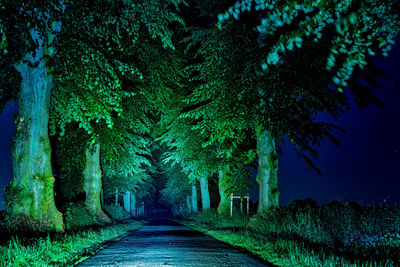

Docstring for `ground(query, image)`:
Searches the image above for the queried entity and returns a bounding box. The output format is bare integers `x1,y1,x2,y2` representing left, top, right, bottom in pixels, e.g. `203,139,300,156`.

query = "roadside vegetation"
179,200,400,266
0,205,143,266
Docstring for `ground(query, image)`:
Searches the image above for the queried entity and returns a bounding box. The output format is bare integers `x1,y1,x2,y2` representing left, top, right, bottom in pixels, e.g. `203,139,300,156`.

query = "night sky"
0,41,399,210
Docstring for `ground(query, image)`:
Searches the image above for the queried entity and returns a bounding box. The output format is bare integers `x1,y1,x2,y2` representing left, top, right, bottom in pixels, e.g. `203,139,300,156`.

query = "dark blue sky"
0,42,399,209
278,40,400,205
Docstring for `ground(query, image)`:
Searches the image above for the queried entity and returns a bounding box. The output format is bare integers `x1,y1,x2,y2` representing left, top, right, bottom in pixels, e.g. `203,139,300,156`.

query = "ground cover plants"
179,200,400,266
0,217,143,266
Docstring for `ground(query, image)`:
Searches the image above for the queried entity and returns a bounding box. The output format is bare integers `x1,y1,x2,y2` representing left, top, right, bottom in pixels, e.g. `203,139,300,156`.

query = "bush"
288,198,318,211
103,205,131,221
63,202,98,231
4,214,59,234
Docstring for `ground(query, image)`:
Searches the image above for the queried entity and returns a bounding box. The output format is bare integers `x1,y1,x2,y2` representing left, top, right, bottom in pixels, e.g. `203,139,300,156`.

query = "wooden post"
230,193,233,217
247,196,250,214
115,188,118,206
240,197,243,213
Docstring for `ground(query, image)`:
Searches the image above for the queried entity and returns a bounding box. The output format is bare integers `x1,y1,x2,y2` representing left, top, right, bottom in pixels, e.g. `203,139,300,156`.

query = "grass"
0,219,143,266
178,201,400,267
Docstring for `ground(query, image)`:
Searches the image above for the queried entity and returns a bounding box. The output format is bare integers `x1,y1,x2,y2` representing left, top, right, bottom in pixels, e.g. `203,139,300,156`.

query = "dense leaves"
219,0,400,90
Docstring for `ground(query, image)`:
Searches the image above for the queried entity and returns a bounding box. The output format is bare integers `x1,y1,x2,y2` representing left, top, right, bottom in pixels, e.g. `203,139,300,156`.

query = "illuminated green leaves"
219,0,400,91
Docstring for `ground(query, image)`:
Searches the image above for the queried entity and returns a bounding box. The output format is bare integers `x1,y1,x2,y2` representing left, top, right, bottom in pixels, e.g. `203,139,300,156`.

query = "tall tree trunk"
217,164,230,214
186,195,191,213
256,126,279,214
123,190,131,212
191,182,198,213
199,176,210,210
83,143,111,224
130,192,136,217
6,26,64,231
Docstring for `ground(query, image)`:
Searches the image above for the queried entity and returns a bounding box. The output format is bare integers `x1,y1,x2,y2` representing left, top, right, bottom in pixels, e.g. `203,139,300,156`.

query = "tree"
181,0,399,214
1,0,186,230
218,0,399,213
1,0,66,231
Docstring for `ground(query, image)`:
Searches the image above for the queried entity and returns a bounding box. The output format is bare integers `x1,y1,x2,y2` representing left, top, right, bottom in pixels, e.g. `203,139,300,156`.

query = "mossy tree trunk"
256,126,279,214
6,27,63,231
217,164,230,214
83,143,111,224
191,182,198,213
199,176,210,210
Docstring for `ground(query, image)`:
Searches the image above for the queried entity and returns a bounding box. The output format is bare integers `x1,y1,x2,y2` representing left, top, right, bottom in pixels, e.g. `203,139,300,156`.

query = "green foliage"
219,0,400,89
49,0,186,138
103,205,131,221
179,0,398,174
50,37,128,136
63,203,98,231
160,164,191,208
53,124,87,201
0,220,142,266
48,1,187,204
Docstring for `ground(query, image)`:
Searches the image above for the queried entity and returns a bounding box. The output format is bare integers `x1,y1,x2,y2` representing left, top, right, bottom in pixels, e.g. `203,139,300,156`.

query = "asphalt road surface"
77,217,271,267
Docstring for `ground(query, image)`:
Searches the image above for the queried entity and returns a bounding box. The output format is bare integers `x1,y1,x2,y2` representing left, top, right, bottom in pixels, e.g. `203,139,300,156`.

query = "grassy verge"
178,203,400,266
0,219,143,266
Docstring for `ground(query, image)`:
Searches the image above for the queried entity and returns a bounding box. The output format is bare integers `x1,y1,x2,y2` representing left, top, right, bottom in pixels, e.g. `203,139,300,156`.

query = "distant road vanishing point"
77,218,272,267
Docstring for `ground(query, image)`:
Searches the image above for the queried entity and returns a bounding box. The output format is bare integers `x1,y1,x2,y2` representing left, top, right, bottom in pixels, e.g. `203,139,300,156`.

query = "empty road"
77,217,271,266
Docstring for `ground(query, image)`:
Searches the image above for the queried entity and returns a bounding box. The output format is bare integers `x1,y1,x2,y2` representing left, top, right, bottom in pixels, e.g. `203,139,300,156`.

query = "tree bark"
199,176,210,210
6,26,63,231
217,164,230,214
83,143,111,224
130,192,136,217
256,126,279,214
191,182,198,213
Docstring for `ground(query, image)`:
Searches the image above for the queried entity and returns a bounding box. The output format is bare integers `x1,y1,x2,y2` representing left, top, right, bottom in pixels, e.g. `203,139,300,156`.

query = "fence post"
247,197,250,214
230,193,233,217
115,188,118,206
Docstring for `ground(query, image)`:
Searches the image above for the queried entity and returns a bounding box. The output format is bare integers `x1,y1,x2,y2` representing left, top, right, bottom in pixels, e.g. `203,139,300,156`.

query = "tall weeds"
183,201,400,266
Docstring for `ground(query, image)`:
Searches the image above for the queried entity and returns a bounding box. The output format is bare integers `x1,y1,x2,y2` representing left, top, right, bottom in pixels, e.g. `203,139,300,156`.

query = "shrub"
4,214,59,234
288,198,318,211
63,202,97,231
103,205,131,221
